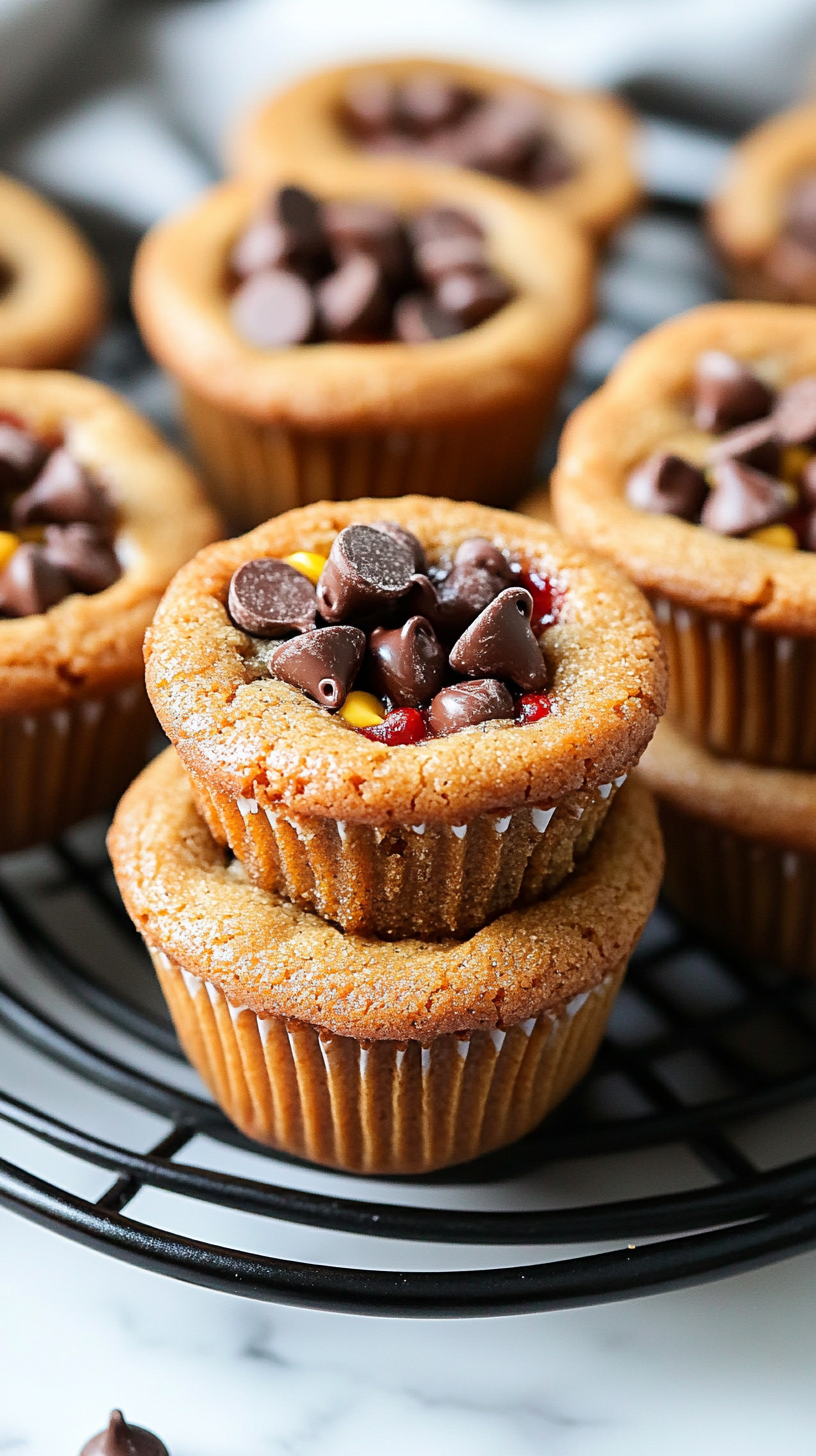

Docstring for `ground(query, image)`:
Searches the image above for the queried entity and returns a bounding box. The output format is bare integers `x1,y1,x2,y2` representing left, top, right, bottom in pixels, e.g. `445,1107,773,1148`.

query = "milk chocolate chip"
0,542,70,615
706,417,782,475
231,185,327,280
772,376,816,446
317,523,415,622
393,293,463,343
454,537,512,580
369,615,446,706
322,200,409,282
625,452,707,520
228,557,317,636
316,253,391,341
428,678,514,735
693,352,775,433
434,267,512,327
0,419,43,495
449,586,547,691
43,523,121,593
270,624,365,708
231,269,315,348
371,520,426,573
702,461,794,535
80,1409,169,1456
13,448,114,529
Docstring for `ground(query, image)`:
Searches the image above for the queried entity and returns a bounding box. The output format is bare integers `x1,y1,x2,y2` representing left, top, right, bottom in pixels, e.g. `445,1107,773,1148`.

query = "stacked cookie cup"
109,497,667,1175
552,301,816,978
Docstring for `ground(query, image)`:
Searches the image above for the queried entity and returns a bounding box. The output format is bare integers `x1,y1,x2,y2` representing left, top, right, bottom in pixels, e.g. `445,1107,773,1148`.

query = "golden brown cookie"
109,748,662,1173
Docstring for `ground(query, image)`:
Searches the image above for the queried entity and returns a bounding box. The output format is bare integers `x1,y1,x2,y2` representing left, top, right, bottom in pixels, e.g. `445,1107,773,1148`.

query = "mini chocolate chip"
231,269,316,348
270,624,365,709
393,293,463,343
693,352,775,433
702,461,794,536
0,542,70,616
228,557,317,636
434,267,511,327
369,615,446,707
317,523,415,623
410,206,485,249
449,586,547,691
414,232,487,283
316,253,391,342
0,420,43,496
341,76,400,137
772,376,816,446
454,537,512,580
784,173,816,249
427,678,514,736
42,523,121,593
436,561,507,640
322,200,410,283
625,452,708,520
398,76,474,135
12,448,114,530
371,520,426,573
706,417,782,475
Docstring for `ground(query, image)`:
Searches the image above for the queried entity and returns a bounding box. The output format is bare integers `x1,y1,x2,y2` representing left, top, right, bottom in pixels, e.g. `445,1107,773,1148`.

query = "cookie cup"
0,370,220,852
639,719,816,980
552,302,816,769
132,160,593,531
145,497,667,938
109,750,662,1174
229,56,641,245
709,102,816,304
0,174,107,368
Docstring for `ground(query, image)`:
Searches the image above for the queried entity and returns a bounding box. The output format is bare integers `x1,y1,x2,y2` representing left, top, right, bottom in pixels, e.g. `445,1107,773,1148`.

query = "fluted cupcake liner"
0,683,154,853
153,948,624,1174
660,803,816,979
652,593,816,770
192,776,624,939
181,386,553,532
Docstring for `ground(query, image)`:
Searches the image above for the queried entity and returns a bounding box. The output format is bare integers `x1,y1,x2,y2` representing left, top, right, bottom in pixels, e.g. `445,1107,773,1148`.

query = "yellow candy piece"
283,551,327,586
339,691,386,727
749,523,798,551
780,446,811,484
0,531,19,571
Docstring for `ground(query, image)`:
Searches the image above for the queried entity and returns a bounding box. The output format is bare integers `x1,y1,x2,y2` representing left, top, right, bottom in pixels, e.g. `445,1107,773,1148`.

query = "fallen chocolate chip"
693,352,775,433
12,448,114,530
317,523,415,623
454,537,512,580
393,293,464,343
0,542,70,616
371,520,426,573
341,76,399,137
436,561,507,640
449,586,547,691
702,461,794,535
427,678,514,736
0,419,44,496
270,624,365,709
414,231,487,283
43,523,121,593
434,267,512,327
706,417,782,475
316,254,391,342
230,269,316,348
784,173,816,249
80,1409,169,1456
369,614,446,706
322,199,410,282
625,452,708,520
410,206,485,249
228,557,317,636
772,376,816,446
398,75,474,135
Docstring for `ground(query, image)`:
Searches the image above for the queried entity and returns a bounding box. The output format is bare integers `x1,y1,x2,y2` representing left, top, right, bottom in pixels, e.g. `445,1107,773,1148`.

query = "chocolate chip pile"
340,73,574,191
0,416,121,616
229,521,559,744
626,351,816,550
230,185,513,348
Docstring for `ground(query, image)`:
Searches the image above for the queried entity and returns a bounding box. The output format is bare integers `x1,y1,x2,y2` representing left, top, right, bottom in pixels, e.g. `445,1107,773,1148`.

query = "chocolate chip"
706,417,782,475
393,293,464,343
449,586,547,691
528,133,574,189
231,185,328,281
317,523,415,623
693,352,775,433
803,510,816,552
12,449,114,530
801,455,816,507
230,269,316,348
436,561,506,640
371,520,426,573
369,615,446,707
414,232,487,283
403,571,441,625
316,254,391,342
42,523,121,593
784,173,816,249
772,376,816,446
80,1409,169,1456
454,537,512,580
410,206,484,250
765,233,816,301
0,419,43,496
270,624,365,709
702,461,794,536
432,93,543,179
427,678,514,736
228,557,317,637
322,200,410,282
341,76,399,137
625,452,707,520
0,542,70,616
434,267,511,327
398,76,474,135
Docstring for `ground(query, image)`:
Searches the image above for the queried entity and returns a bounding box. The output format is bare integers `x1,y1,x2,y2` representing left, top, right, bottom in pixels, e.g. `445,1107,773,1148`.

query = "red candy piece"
519,568,560,633
358,706,429,745
515,692,552,724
